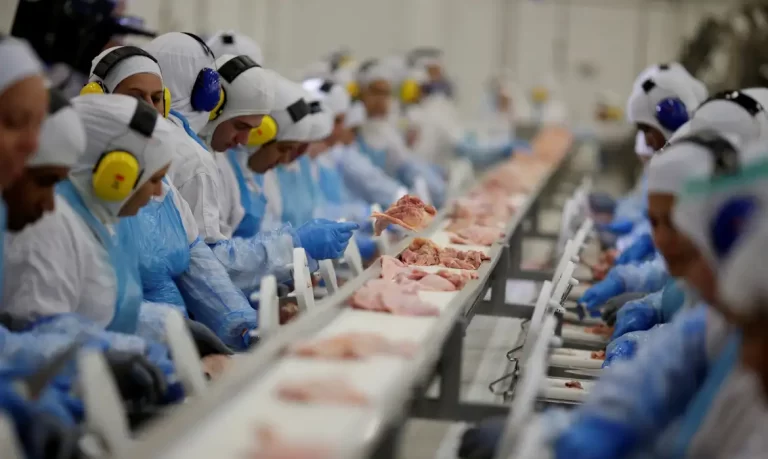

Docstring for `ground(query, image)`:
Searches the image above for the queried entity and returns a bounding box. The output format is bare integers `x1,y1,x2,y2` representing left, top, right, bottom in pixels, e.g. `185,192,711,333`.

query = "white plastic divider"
522,281,554,360
0,414,24,459
572,217,594,251
555,198,578,258
317,259,339,295
78,350,131,456
292,248,315,313
257,275,280,340
342,236,364,277
551,239,578,286
413,176,432,206
164,309,207,398
494,315,557,459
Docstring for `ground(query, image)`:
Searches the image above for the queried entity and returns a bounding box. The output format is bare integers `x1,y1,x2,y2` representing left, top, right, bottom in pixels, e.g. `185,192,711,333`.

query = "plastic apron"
274,156,316,227
356,133,389,172
671,333,741,458
117,178,190,311
170,109,208,150
227,149,266,238
660,279,686,324
316,159,346,205
56,181,140,333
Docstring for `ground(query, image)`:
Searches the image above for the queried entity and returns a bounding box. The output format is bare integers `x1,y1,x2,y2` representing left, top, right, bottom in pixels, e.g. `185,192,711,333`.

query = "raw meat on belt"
449,225,504,246
565,381,584,390
400,238,490,270
276,378,370,405
591,350,606,360
350,279,441,316
371,195,436,235
380,256,477,291
288,332,418,359
249,426,334,459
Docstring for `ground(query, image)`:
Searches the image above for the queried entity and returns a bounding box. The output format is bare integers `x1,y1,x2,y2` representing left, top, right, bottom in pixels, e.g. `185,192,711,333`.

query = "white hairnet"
633,62,707,102
29,91,85,168
627,71,703,139
673,88,768,147
89,46,163,93
69,94,177,217
647,136,725,195
303,78,350,116
144,32,218,134
357,59,396,87
271,74,328,142
200,54,276,139
206,31,264,65
0,36,42,96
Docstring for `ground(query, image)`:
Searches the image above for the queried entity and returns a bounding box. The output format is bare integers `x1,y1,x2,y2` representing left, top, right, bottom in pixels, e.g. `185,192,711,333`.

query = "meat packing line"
111,127,594,459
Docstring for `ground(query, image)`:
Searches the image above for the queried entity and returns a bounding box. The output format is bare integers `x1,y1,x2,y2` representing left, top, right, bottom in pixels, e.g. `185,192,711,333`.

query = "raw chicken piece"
400,238,489,270
565,381,584,390
449,225,504,246
379,256,476,291
202,355,233,381
591,350,606,360
350,279,440,316
289,332,418,359
276,378,370,406
280,303,300,324
585,324,613,337
371,195,437,235
416,274,460,291
249,426,334,459
436,269,478,288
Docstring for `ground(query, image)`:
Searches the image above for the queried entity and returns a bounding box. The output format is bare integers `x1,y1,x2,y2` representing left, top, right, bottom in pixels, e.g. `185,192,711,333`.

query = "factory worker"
2,94,176,333
146,34,357,294
355,59,446,207
82,46,258,350
461,134,764,459
518,75,568,126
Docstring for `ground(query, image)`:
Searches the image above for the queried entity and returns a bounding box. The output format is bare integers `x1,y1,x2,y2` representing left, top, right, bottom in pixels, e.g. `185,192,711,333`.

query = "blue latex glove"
588,191,617,215
356,235,377,260
602,334,640,368
615,233,655,266
296,220,360,260
554,416,637,459
458,416,505,459
611,302,658,341
598,219,635,235
509,139,532,154
578,274,624,316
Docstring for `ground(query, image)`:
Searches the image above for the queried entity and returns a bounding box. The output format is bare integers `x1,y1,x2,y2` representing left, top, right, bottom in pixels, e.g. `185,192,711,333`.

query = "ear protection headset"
697,90,765,133
181,32,222,113
208,54,261,121
92,100,158,202
640,78,690,132
80,46,172,118
247,98,311,146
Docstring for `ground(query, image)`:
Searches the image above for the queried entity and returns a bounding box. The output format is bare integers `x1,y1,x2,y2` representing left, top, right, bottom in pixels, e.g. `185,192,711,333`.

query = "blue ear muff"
710,195,759,260
655,98,689,132
191,67,222,112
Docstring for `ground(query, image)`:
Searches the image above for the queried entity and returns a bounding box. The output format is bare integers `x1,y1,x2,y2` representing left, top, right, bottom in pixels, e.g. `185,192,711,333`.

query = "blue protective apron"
316,160,345,205
660,279,686,324
227,148,266,238
671,332,741,458
355,133,389,172
170,109,209,150
118,178,190,311
57,181,140,333
274,156,316,227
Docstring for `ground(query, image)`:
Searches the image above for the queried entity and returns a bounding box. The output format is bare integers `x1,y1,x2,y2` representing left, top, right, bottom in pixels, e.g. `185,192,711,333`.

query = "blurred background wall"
120,0,738,121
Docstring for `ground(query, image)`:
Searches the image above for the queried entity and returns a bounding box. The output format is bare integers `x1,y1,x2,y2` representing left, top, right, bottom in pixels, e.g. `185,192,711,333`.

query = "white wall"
124,0,739,121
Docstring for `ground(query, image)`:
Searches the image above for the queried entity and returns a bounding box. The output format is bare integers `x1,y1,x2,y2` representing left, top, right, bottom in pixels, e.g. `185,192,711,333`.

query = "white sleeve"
175,172,228,244
2,207,81,320
260,170,284,231
167,181,200,244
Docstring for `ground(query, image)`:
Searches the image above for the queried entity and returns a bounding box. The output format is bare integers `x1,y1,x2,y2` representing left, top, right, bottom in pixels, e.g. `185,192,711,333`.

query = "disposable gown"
117,180,258,350
611,278,686,341
335,143,405,208
167,110,297,294
613,253,670,294
613,171,649,223
262,155,321,228
311,147,372,224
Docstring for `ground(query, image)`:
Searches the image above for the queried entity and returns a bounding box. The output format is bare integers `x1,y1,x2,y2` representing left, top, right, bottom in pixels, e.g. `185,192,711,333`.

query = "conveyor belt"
115,137,583,459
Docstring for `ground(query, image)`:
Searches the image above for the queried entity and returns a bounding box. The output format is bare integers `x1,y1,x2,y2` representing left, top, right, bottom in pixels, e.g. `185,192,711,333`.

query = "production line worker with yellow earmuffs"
80,44,259,350
145,32,358,298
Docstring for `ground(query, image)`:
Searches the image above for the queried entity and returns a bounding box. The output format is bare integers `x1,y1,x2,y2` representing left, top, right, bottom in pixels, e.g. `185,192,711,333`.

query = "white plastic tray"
549,348,604,369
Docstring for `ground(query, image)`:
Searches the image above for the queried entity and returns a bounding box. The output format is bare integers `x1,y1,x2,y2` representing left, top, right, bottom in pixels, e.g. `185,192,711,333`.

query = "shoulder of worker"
166,129,220,188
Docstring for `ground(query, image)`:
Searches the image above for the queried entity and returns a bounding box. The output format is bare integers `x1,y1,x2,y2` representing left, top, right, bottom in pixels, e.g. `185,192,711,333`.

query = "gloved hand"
614,233,655,266
509,139,532,154
356,235,377,260
104,350,168,406
184,319,234,357
25,412,81,459
598,219,634,235
296,219,359,260
600,292,648,326
588,191,617,216
611,302,657,340
578,274,624,317
458,416,505,459
602,334,640,368
554,416,636,459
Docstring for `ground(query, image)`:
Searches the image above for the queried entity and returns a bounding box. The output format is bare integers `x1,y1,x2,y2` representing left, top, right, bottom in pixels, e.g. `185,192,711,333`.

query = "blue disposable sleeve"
178,238,258,350
610,290,664,340
397,160,447,208
337,149,404,208
209,224,296,294
613,255,670,294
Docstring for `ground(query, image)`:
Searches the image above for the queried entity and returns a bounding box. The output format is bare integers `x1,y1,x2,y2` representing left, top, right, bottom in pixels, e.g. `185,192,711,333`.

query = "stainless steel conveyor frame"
113,138,590,459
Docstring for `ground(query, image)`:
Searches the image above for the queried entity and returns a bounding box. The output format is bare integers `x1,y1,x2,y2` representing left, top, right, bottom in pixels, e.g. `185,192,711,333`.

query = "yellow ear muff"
346,81,360,99
400,79,421,105
208,88,227,121
606,106,623,121
531,86,549,104
162,88,172,118
92,151,141,201
80,81,108,97
247,116,278,146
